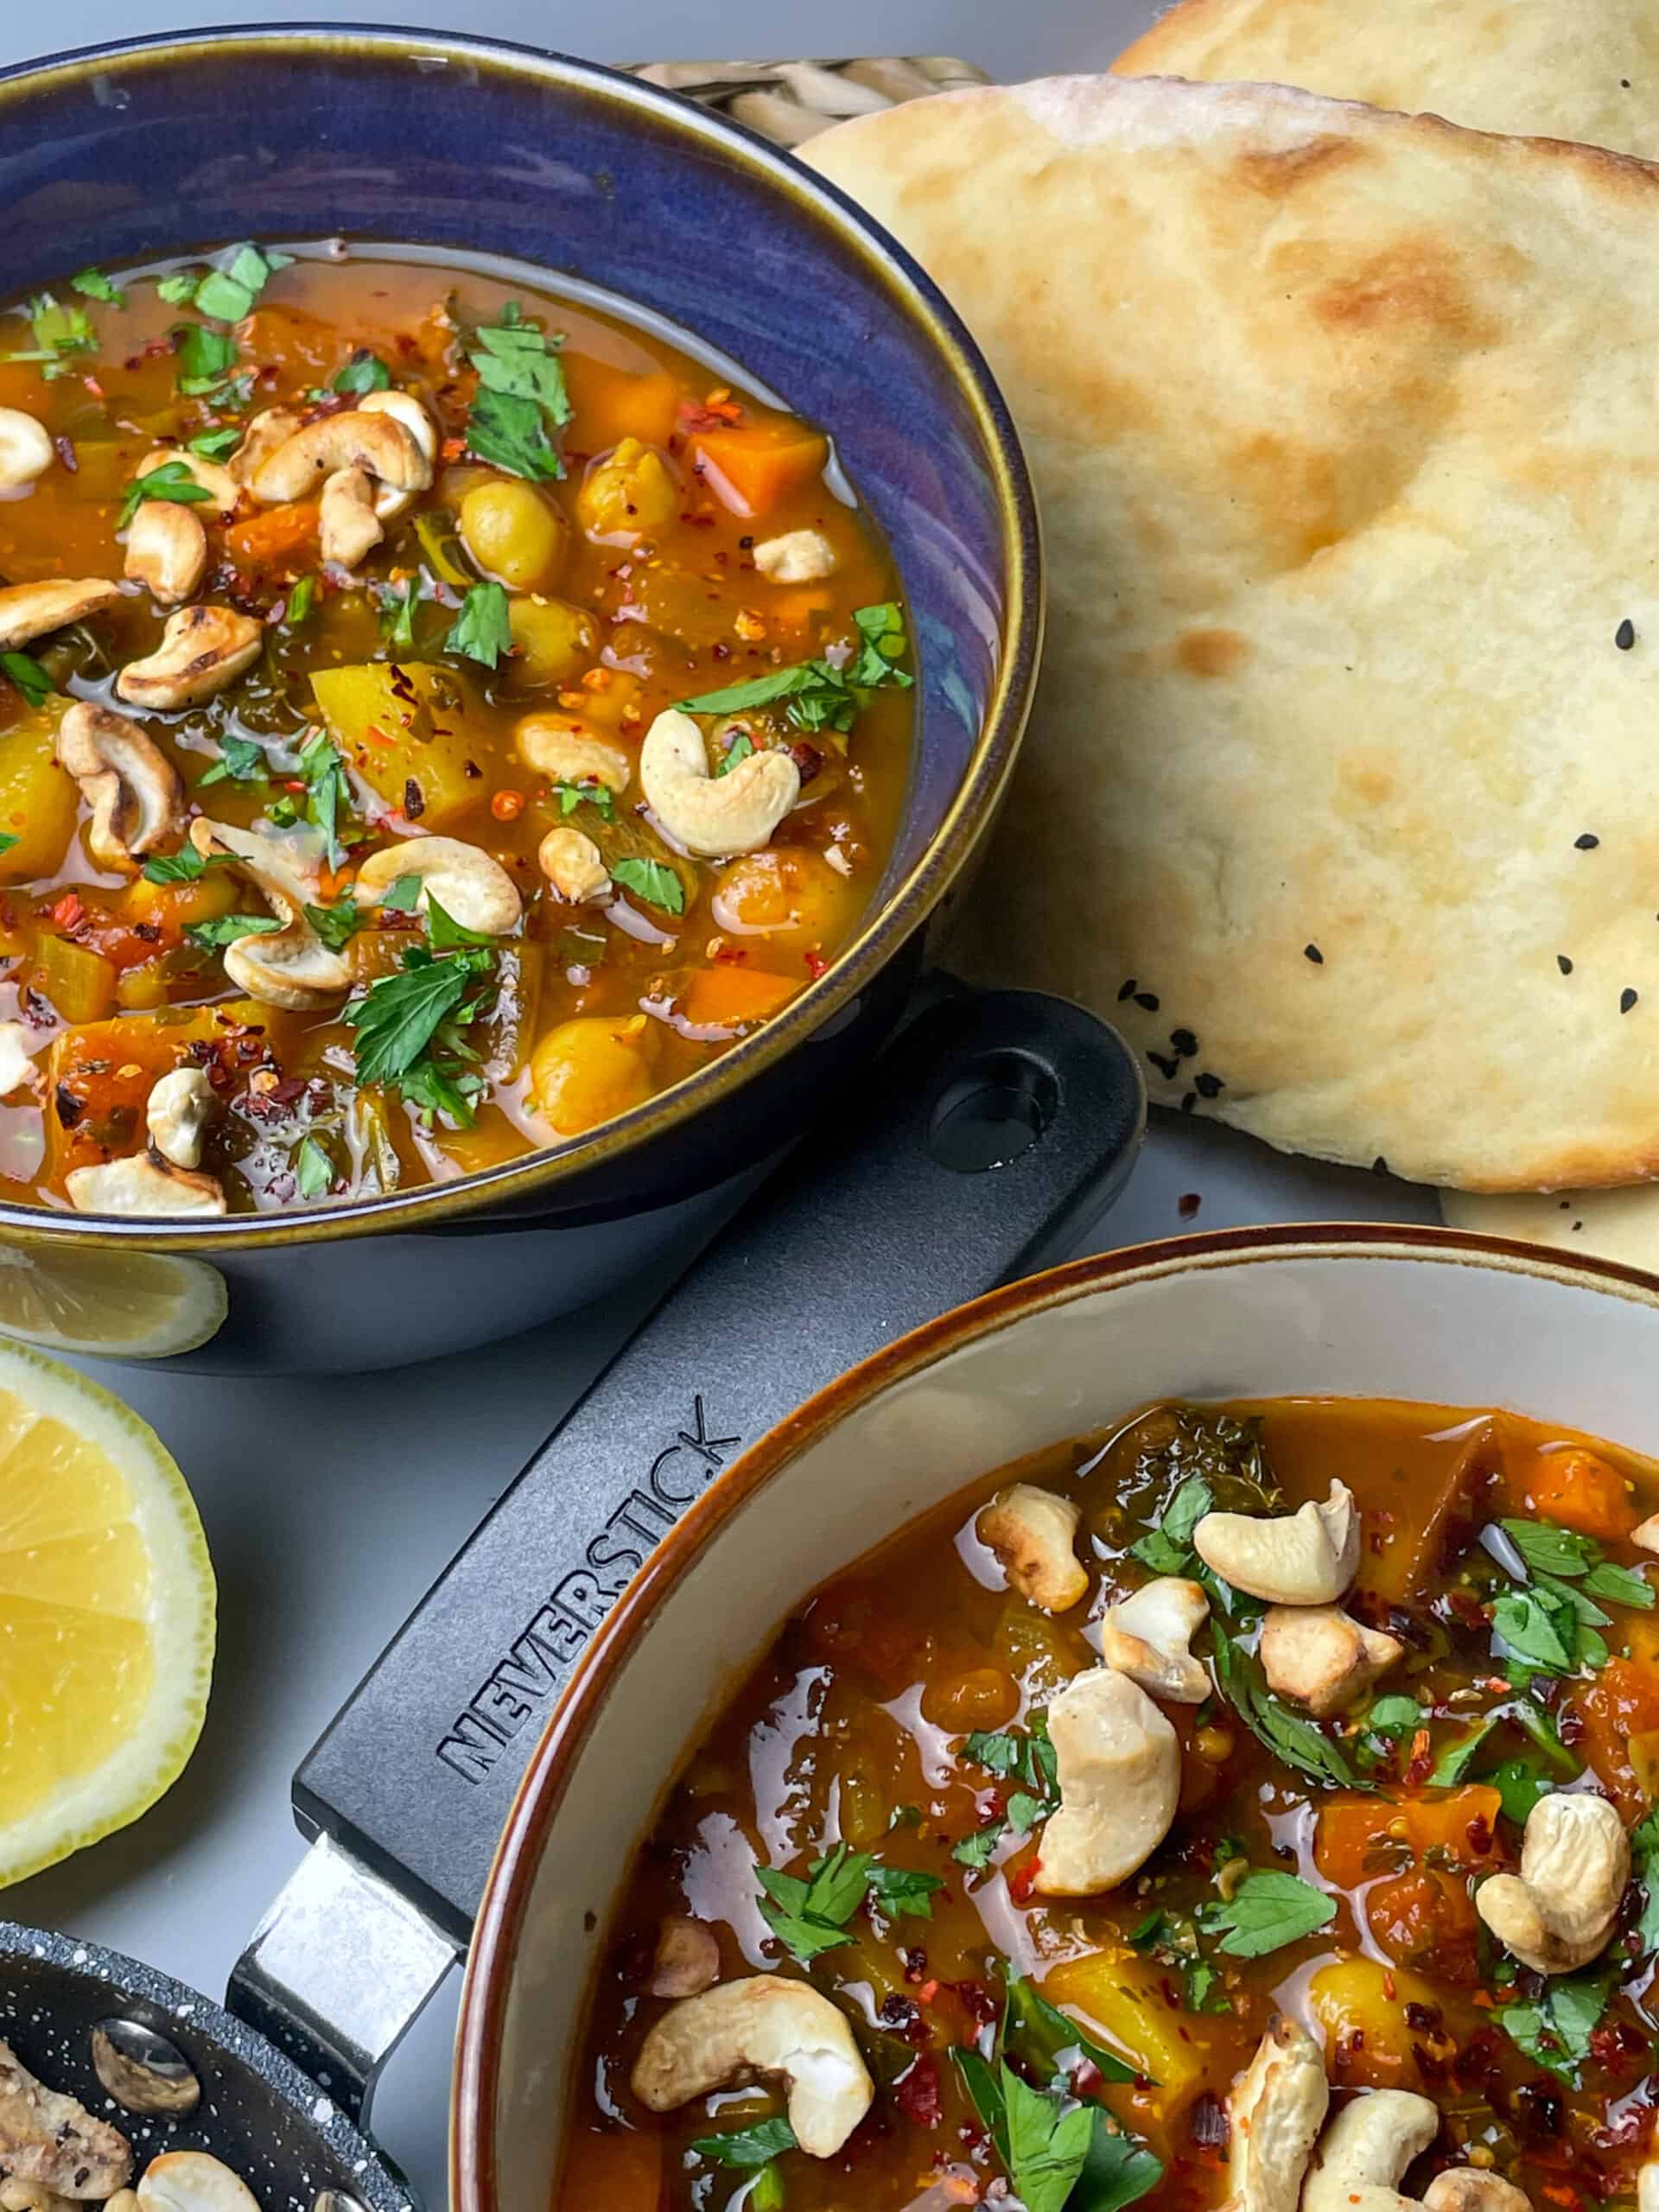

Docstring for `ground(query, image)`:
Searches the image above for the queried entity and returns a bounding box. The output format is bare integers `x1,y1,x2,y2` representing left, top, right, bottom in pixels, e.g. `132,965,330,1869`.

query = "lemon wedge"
0,1341,214,1888
0,1243,226,1359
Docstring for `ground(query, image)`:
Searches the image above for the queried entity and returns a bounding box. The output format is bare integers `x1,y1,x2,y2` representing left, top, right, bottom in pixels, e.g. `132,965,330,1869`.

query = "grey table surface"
0,4,1438,2206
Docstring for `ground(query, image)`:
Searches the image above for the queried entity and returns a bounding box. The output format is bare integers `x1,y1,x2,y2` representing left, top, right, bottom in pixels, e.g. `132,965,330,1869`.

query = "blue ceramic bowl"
0,26,1041,1368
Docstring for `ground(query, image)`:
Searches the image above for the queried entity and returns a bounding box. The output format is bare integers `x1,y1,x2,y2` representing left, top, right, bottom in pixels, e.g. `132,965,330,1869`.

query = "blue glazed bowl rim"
0,22,1043,1251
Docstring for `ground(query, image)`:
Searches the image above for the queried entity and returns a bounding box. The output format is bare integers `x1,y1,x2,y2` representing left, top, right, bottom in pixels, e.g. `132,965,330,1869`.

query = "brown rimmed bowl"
0,25,1039,1370
452,1224,1659,2212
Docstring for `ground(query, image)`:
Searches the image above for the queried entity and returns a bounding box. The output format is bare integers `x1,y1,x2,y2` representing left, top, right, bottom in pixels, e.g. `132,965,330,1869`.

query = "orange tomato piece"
690,418,830,518
1516,1446,1638,1541
1570,1655,1659,1813
682,965,799,1031
226,499,321,574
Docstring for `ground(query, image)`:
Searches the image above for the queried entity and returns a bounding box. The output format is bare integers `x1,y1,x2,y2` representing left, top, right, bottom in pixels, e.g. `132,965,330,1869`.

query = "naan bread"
1115,0,1659,162
1442,1185,1659,1269
808,76,1659,1190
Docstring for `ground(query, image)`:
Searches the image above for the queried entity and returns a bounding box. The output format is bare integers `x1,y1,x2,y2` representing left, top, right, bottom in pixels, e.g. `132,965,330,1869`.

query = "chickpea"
508,594,596,688
920,1665,1018,1734
577,435,678,539
529,1014,659,1136
459,478,570,591
711,848,856,957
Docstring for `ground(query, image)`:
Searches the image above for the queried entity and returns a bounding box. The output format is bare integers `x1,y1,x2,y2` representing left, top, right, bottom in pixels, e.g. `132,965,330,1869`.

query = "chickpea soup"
0,242,912,1215
561,1399,1659,2212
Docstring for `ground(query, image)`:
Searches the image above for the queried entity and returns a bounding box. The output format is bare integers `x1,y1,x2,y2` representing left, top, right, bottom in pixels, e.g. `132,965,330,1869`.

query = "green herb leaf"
194,243,291,324
465,387,563,480
1365,1694,1423,1740
715,730,756,778
378,578,422,652
951,2048,1008,2161
3,293,96,378
0,833,16,857
0,651,53,709
1493,1586,1582,1678
1071,2112,1163,2212
1630,1808,1659,1953
286,575,317,625
1503,1696,1579,1771
1427,1715,1500,1787
425,890,494,951
613,856,686,915
951,1824,1004,1872
1003,2066,1096,2212
750,2164,785,2212
678,605,912,734
1199,1870,1335,1958
346,950,479,1086
1496,1972,1612,2083
304,899,363,950
143,845,222,886
396,1054,485,1128
1007,1790,1047,1837
472,308,571,419
156,272,201,307
379,873,423,913
298,729,351,867
188,425,243,461
464,307,569,479
846,601,915,690
295,1135,334,1199
198,732,268,788
1501,1520,1603,1580
445,581,514,670
185,913,283,949
71,268,124,307
1583,1560,1656,1611
118,454,216,531
1130,1474,1213,1575
1210,1619,1359,1789
173,321,241,397
755,1843,867,1966
332,349,393,395
963,1717,1059,1805
553,779,616,822
689,2117,798,2170
1490,1758,1553,1827
1001,1973,1139,2085
864,1864,944,1921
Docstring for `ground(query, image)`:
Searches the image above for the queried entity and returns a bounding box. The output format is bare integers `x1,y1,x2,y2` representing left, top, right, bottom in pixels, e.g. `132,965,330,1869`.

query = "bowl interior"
472,1232,1659,2211
0,29,1033,1239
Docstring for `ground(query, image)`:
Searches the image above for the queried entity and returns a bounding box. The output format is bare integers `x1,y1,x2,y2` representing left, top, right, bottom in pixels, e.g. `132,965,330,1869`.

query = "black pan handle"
228,986,1144,2115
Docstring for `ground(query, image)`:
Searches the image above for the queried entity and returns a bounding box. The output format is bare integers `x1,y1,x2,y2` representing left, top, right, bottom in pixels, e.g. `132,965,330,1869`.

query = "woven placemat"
626,56,988,147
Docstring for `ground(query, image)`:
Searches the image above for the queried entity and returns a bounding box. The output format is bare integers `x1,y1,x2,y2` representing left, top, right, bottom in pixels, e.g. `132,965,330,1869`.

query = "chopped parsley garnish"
1486,1517,1651,1684
343,898,499,1126
298,729,352,867
1633,1808,1659,1953
715,729,755,778
678,603,912,735
953,1715,1060,1869
286,575,317,625
0,833,17,858
188,424,243,461
1130,1473,1213,1575
142,844,225,886
1426,1715,1500,1787
0,651,53,709
378,577,424,652
1496,1971,1612,2083
1128,1908,1229,2014
689,2118,798,2169
1001,1971,1139,2084
118,455,216,530
295,1135,334,1199
1363,1694,1422,1739
1197,1870,1335,1958
193,243,292,324
185,913,283,950
303,897,363,950
71,268,124,307
173,321,240,397
464,301,569,480
3,293,96,378
754,1842,939,1967
612,856,685,916
1210,1618,1360,1790
865,1863,945,1921
198,732,268,788
955,2057,1161,2212
332,348,393,395
444,581,513,669
554,779,616,822
378,873,423,913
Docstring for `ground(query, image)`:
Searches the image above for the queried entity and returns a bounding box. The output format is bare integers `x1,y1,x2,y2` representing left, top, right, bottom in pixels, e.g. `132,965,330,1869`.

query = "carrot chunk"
226,499,320,573
683,965,799,1030
690,419,829,518
1518,1446,1637,1540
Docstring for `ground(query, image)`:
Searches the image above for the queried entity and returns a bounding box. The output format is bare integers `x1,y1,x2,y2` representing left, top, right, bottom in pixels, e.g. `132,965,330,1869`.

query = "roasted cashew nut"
117,605,263,710
631,1974,873,2158
0,2038,132,2199
1193,1483,1359,1606
65,1154,226,1217
124,499,209,605
1475,1790,1630,1974
515,712,631,792
249,406,432,512
137,448,239,518
1102,1576,1211,1704
318,465,384,569
0,1022,39,1102
1302,2091,1440,2212
648,1915,721,1999
753,528,837,584
355,836,523,937
1422,2174,1533,2212
1033,1665,1180,1896
0,410,54,492
1224,2014,1329,2212
976,1482,1088,1613
0,577,121,651
357,389,439,519
1259,1605,1403,1718
228,407,302,486
641,708,799,858
189,818,351,1011
136,2152,261,2212
538,825,611,905
56,702,185,871
1632,1514,1659,1555
146,1066,218,1171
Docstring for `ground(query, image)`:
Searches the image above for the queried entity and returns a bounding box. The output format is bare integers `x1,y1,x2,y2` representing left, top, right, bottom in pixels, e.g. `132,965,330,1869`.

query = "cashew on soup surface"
0,246,911,1213
563,1399,1659,2212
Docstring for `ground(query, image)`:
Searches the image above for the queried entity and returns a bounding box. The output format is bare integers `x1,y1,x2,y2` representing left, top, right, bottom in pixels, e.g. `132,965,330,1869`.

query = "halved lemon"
0,1243,226,1359
0,1341,214,1888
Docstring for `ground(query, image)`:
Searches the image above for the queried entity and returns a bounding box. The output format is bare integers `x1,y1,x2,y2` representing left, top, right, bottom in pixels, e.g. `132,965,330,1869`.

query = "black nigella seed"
1304,944,1324,964
1170,1027,1198,1058
1117,978,1136,1002
1622,987,1639,1014
1575,833,1600,850
1179,1090,1198,1113
1558,955,1573,976
1148,1051,1179,1080
1617,618,1637,651
1195,1071,1224,1098
1372,1156,1389,1176
1134,991,1160,1012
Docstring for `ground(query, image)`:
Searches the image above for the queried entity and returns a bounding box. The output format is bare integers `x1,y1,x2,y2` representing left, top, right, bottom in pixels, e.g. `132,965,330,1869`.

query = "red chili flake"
491,789,525,823
893,2055,942,2129
82,376,105,399
788,741,823,786
53,435,76,474
1006,1859,1039,1905
951,1980,1001,2031
132,921,162,944
404,779,426,819
1466,1815,1494,1855
804,950,829,980
49,892,85,931
1178,1192,1202,1221
54,1084,85,1128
